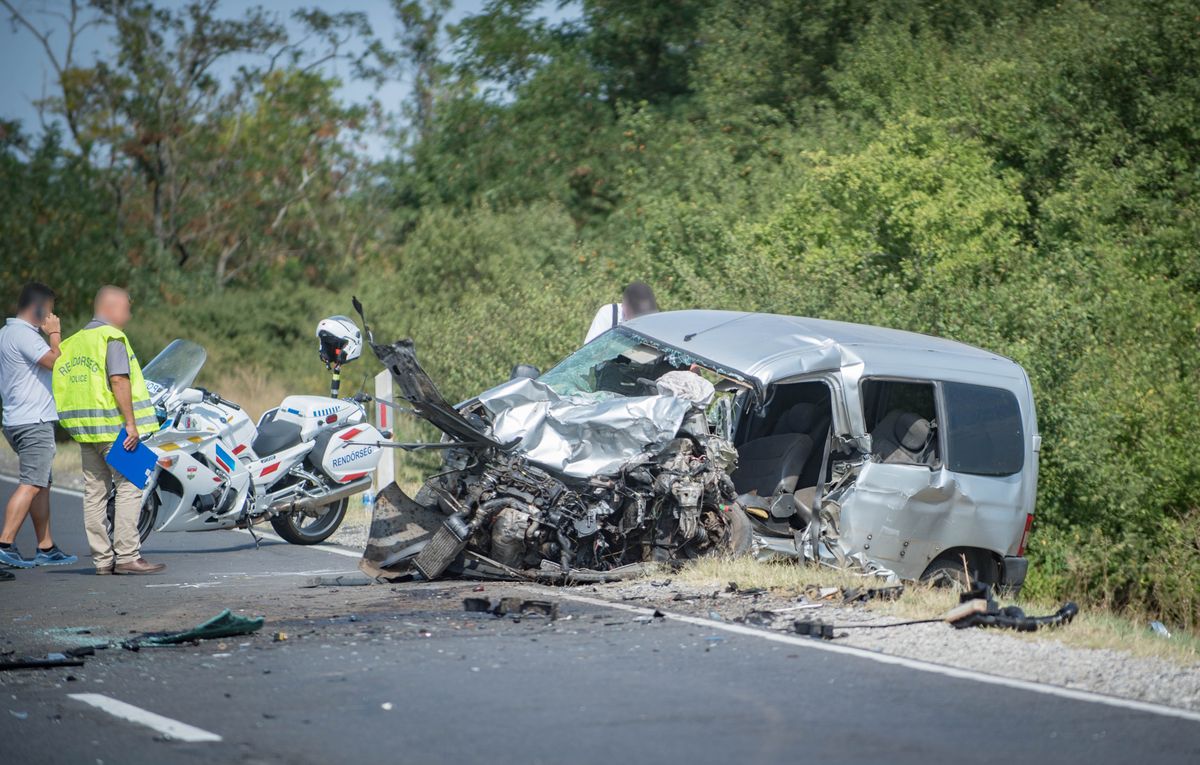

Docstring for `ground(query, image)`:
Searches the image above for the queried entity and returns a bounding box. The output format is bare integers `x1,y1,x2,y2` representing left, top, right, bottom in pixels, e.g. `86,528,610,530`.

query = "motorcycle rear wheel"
269,498,348,545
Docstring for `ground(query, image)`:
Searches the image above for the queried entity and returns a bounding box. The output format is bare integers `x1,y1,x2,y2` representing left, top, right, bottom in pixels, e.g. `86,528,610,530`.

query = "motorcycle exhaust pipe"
272,477,374,513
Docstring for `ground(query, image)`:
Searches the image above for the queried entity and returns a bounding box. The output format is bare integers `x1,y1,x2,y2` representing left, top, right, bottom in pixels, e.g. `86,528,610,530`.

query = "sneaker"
34,546,78,566
0,545,34,569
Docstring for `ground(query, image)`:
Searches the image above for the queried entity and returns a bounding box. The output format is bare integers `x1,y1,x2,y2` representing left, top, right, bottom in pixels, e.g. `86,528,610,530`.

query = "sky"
0,0,575,158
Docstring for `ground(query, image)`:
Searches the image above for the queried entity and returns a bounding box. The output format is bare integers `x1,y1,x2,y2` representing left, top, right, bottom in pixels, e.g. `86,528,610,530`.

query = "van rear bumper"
1000,555,1029,596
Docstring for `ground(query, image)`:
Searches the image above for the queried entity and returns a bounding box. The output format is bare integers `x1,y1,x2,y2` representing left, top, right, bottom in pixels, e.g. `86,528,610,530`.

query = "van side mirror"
510,364,540,380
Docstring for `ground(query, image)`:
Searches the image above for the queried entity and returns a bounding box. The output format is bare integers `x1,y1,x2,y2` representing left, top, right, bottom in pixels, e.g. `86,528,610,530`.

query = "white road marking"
546,589,1200,725
68,693,222,742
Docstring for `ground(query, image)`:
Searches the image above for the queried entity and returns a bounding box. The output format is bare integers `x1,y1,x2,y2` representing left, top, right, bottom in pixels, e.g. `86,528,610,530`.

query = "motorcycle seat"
252,417,303,456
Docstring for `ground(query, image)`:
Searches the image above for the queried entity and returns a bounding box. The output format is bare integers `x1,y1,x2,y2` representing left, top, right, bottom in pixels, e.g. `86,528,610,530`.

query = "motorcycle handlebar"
201,389,241,410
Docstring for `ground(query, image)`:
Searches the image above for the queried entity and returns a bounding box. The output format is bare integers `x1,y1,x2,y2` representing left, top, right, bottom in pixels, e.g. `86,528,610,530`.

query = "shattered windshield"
539,328,726,399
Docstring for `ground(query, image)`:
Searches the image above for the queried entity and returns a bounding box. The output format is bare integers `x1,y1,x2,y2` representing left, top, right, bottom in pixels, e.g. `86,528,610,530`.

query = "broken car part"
0,647,93,672
360,333,752,582
947,584,1078,632
123,609,265,649
462,597,559,619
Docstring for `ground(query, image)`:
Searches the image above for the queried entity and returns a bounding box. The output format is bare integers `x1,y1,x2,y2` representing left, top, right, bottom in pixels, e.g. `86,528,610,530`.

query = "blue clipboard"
105,427,158,490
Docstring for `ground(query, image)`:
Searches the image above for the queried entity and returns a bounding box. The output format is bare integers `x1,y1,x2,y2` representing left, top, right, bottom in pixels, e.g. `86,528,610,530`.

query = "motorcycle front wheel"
269,498,348,545
106,491,157,545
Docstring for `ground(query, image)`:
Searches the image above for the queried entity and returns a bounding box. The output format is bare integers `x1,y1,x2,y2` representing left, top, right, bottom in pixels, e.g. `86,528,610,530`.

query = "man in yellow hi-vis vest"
53,286,165,575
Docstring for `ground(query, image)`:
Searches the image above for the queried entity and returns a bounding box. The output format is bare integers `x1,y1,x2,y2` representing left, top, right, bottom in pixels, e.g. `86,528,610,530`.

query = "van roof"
621,310,1023,385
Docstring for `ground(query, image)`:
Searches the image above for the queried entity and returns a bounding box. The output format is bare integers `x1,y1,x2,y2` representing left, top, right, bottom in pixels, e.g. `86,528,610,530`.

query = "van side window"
942,382,1024,476
861,380,938,467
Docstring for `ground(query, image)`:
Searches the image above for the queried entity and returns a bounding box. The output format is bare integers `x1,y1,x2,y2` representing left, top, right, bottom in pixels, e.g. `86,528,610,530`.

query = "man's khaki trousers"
79,442,143,568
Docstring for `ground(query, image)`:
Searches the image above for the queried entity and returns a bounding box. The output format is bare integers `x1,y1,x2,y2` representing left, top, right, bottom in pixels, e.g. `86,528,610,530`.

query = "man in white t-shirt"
0,282,77,570
583,282,659,344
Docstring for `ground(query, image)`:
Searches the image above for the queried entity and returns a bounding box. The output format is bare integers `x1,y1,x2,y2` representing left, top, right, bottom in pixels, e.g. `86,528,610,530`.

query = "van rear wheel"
269,498,347,545
921,551,999,590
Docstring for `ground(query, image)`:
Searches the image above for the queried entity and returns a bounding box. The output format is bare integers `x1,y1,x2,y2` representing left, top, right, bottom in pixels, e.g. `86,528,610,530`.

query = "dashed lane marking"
68,693,222,742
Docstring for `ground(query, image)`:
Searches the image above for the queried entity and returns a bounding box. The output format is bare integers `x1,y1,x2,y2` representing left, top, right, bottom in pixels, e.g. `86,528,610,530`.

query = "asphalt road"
2,478,1199,765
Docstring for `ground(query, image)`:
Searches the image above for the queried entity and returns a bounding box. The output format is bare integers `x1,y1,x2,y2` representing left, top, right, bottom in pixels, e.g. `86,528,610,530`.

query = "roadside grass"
673,556,1200,666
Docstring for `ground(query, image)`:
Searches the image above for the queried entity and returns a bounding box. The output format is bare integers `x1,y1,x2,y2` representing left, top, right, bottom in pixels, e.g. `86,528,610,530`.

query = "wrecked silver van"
601,310,1039,593
362,309,1037,593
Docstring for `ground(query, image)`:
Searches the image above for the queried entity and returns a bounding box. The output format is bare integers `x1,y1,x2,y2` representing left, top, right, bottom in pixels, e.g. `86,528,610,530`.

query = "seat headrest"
894,412,930,452
773,403,817,435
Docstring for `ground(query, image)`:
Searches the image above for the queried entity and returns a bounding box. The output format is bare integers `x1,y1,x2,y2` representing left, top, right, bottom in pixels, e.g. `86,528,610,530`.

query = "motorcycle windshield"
143,339,207,401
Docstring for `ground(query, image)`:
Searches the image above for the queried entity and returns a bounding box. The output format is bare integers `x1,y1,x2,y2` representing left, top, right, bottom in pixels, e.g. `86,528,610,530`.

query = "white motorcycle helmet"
316,315,362,367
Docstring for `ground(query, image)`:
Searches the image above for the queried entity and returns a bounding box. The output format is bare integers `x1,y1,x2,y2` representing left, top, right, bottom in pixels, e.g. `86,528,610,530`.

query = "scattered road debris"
462,596,559,620
793,620,836,640
805,585,842,601
123,609,265,650
842,584,905,603
0,646,93,671
946,585,1078,632
1150,621,1172,639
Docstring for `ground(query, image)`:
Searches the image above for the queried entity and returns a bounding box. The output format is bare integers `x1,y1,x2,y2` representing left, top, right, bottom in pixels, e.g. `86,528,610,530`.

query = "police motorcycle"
129,313,387,545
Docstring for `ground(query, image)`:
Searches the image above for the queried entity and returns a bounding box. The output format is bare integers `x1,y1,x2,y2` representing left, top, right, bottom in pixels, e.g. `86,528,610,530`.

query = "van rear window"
942,382,1024,476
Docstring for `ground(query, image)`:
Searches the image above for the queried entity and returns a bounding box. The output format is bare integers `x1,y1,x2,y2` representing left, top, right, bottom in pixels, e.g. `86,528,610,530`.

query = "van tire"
921,551,999,590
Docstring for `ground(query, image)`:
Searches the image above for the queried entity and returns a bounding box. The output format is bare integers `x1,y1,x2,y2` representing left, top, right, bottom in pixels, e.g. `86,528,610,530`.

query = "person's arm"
36,312,61,369
583,304,613,344
110,374,139,450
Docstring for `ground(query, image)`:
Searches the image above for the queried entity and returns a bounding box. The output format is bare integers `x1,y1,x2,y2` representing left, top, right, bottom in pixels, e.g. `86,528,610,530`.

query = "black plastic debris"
634,609,666,624
737,610,779,628
463,597,493,613
462,597,559,620
725,582,767,597
793,620,836,640
948,584,1078,632
842,584,905,604
0,646,93,672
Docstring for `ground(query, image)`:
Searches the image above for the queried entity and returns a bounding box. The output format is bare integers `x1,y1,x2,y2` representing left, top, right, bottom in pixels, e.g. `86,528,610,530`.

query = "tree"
1,0,384,287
